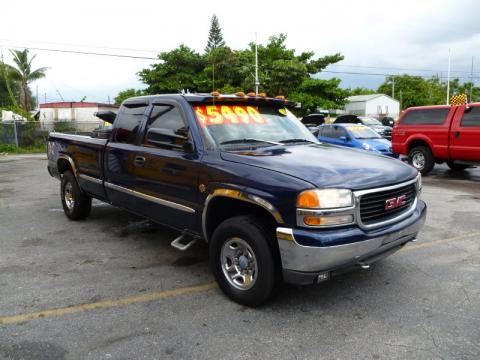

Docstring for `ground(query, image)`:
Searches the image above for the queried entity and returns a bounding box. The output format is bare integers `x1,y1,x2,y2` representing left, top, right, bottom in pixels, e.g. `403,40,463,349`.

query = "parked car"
392,104,480,175
47,93,426,306
334,115,393,140
318,123,398,158
301,113,325,136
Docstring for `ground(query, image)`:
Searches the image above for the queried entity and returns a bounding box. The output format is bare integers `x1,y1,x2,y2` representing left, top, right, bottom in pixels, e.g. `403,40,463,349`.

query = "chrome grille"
359,183,416,225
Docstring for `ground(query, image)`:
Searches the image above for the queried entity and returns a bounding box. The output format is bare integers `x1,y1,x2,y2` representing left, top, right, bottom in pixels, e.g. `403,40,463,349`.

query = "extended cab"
392,104,480,174
47,93,426,306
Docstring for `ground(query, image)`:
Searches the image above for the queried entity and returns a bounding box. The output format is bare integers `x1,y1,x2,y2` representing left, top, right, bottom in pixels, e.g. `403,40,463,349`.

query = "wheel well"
57,158,73,175
407,139,430,154
204,197,278,242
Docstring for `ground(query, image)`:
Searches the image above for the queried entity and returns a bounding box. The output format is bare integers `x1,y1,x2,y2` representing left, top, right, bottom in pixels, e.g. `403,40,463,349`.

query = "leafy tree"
139,45,208,94
205,14,226,53
345,87,377,96
114,88,144,105
8,49,47,111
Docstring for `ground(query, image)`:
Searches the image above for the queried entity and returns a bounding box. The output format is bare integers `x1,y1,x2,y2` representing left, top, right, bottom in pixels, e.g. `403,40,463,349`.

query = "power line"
329,63,477,75
5,45,158,60
322,70,479,80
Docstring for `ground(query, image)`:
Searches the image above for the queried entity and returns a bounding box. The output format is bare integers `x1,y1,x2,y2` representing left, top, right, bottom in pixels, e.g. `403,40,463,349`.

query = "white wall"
345,95,400,118
364,96,400,118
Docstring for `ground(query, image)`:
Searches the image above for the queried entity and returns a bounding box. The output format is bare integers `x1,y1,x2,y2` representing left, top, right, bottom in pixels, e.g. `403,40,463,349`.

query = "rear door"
133,101,200,230
104,100,149,211
449,105,480,161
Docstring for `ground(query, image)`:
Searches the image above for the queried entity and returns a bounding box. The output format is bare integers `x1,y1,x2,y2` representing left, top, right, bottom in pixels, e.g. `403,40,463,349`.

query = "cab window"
460,106,480,127
114,104,147,144
144,105,188,147
401,108,449,125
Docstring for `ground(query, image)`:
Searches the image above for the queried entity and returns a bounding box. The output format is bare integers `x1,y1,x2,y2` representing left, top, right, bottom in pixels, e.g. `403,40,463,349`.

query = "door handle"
134,156,146,167
454,131,460,138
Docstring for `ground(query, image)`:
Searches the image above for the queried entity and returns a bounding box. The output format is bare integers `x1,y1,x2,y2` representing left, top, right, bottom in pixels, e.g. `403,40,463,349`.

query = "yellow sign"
450,93,467,106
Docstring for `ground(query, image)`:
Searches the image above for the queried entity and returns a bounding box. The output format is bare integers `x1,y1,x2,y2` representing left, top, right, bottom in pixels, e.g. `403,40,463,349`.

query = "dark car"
334,115,393,140
47,93,426,306
301,114,325,136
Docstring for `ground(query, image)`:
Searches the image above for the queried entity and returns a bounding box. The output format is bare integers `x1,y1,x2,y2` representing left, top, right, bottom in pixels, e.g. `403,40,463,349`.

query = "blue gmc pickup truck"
47,93,427,306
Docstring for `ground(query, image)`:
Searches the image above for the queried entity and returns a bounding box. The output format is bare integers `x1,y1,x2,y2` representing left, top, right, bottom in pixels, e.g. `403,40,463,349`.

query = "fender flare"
202,188,285,241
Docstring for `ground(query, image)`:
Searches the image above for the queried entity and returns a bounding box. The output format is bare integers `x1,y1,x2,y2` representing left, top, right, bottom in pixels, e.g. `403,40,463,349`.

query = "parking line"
402,231,480,252
0,282,217,326
1,231,478,326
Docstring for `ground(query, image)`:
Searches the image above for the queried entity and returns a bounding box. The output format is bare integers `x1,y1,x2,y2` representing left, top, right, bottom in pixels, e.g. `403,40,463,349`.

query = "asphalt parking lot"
0,155,479,360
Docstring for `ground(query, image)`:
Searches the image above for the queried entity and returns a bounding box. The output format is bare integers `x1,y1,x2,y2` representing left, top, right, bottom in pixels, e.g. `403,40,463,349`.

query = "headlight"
297,189,353,209
362,143,372,151
416,173,422,193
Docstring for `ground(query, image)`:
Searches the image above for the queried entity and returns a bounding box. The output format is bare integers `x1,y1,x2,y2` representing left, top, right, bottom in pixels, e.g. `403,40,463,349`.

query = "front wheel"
61,170,92,220
209,216,280,307
446,161,469,171
409,146,434,175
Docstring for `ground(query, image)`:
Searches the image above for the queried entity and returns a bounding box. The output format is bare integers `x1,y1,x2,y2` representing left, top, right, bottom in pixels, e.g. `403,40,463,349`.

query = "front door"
449,105,480,161
133,103,201,230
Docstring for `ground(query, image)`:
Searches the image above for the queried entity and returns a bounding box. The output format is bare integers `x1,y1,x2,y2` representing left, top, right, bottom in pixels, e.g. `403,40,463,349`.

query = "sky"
1,0,479,104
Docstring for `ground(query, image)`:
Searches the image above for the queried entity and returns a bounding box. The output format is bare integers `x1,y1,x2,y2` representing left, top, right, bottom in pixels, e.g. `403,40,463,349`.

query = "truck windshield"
347,125,381,139
192,103,318,149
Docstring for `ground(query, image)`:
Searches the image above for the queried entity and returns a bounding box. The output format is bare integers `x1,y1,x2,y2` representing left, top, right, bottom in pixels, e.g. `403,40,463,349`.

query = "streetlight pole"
446,49,451,104
255,32,259,95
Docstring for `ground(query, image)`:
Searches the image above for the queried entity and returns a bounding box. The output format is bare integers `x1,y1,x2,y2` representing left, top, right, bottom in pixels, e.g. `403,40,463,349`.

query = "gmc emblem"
385,195,407,210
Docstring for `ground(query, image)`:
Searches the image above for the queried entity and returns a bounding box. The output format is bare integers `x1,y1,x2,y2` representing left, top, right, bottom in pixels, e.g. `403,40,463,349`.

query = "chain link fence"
0,121,108,147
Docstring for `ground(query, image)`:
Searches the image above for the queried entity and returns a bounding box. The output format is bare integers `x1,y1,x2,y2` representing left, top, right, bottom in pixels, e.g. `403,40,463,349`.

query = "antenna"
255,32,259,95
469,57,474,103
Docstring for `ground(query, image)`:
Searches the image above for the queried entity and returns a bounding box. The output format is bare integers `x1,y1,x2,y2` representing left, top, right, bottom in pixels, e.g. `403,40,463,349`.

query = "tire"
409,146,434,175
446,161,469,171
60,170,92,220
209,215,281,307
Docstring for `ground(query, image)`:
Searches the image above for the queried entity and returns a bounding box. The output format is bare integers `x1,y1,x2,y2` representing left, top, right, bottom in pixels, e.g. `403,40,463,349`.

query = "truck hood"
220,143,417,190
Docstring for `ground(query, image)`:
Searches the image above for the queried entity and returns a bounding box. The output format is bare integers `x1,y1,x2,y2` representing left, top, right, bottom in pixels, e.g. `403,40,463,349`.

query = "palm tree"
9,49,48,111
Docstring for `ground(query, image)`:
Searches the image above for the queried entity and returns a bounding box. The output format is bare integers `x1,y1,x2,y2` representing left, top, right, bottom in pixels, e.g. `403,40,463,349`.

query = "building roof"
347,94,398,103
40,102,118,109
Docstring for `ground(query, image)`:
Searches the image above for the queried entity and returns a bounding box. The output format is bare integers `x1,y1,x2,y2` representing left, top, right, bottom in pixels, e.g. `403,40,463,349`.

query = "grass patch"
0,143,47,154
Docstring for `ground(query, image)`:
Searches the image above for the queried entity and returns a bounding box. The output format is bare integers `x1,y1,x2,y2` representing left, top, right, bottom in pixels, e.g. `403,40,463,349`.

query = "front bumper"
277,200,427,285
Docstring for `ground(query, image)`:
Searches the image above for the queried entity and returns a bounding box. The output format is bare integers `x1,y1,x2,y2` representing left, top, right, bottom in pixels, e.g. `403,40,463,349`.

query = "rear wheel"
209,215,280,307
61,170,92,220
447,161,469,171
409,146,434,175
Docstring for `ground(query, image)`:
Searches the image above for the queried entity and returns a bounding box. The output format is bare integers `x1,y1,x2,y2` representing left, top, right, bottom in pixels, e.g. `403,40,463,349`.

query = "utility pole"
36,85,39,109
44,93,47,104
469,57,474,103
392,76,395,99
255,32,259,95
108,96,111,105
446,48,451,104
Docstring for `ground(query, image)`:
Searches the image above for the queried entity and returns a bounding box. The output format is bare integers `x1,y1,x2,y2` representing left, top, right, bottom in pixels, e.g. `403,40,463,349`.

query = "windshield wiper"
279,138,315,144
220,138,281,146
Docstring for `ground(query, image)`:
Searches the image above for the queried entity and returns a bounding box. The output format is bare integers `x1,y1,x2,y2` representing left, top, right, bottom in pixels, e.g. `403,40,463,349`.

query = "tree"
205,14,226,53
114,88,144,105
137,33,346,112
8,49,47,111
139,45,208,94
345,87,377,97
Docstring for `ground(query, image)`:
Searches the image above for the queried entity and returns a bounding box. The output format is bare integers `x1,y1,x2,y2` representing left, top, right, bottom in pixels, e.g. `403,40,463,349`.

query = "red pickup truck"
392,103,480,174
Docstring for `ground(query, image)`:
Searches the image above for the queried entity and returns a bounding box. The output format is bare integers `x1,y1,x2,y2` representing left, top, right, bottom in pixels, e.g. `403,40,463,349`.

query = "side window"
401,108,449,125
322,126,333,138
460,106,480,127
114,104,147,144
330,126,345,139
144,105,188,147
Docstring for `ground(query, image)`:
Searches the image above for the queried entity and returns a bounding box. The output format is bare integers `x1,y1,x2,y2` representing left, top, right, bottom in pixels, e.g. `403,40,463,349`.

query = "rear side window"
460,106,480,127
114,104,147,143
400,108,449,125
321,126,333,138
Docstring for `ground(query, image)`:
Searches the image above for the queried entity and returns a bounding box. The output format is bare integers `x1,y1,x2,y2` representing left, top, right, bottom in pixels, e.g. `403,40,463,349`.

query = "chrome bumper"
277,201,426,279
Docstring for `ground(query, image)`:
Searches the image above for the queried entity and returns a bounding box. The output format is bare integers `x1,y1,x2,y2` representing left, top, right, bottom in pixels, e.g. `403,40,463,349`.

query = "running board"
171,234,197,251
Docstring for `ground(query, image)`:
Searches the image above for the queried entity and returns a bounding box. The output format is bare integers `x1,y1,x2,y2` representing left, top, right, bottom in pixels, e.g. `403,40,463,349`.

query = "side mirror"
339,136,349,142
146,127,193,152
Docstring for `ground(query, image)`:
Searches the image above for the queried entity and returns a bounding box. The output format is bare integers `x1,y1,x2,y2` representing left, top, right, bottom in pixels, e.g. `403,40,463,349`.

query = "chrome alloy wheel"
220,237,258,290
411,151,425,170
64,182,75,210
